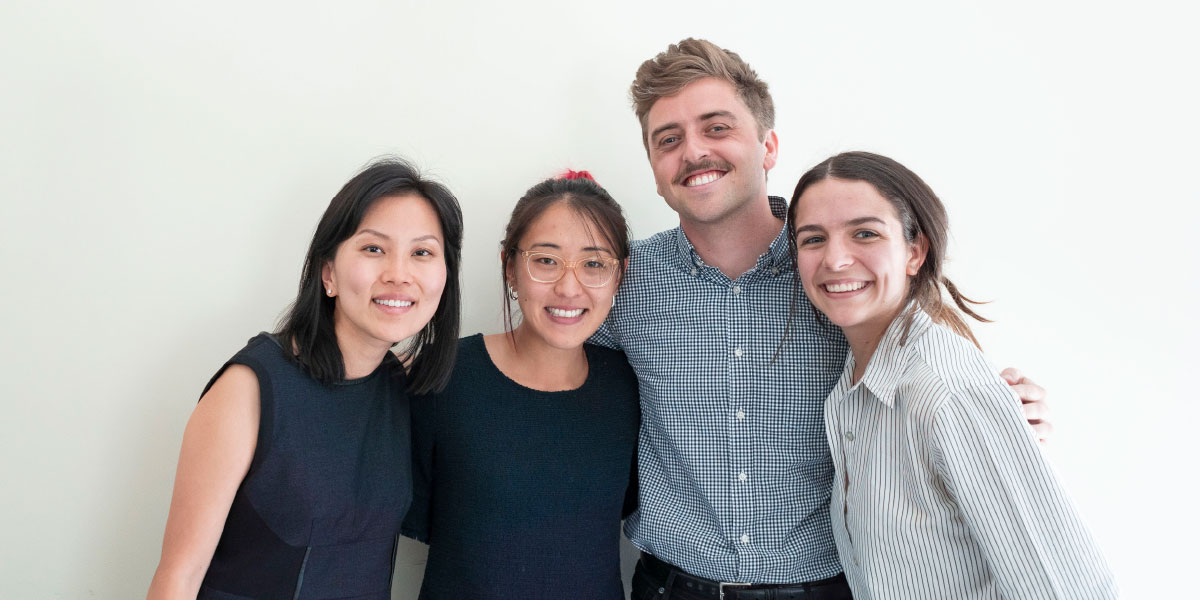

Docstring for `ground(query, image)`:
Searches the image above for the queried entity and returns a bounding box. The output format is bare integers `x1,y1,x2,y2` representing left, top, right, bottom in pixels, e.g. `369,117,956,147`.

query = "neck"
330,310,391,380
483,326,589,391
680,195,781,278
843,305,907,384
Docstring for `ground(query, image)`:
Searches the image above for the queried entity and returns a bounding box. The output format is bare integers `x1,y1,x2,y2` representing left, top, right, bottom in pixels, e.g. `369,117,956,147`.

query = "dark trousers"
630,553,853,600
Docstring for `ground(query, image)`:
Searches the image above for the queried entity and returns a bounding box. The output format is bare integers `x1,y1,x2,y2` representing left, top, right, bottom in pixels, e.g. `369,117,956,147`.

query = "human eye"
708,124,729,134
534,254,560,266
582,257,608,270
853,230,880,240
412,248,436,258
362,244,384,254
657,134,680,148
797,234,824,246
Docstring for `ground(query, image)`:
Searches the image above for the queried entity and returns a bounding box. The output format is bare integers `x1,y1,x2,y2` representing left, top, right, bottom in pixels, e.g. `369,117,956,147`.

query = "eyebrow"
529,242,613,254
846,216,887,227
793,216,888,235
649,122,681,143
648,110,738,143
356,229,442,244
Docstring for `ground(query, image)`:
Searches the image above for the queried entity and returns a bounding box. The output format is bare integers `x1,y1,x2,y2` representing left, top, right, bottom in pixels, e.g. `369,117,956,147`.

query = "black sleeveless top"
198,333,412,600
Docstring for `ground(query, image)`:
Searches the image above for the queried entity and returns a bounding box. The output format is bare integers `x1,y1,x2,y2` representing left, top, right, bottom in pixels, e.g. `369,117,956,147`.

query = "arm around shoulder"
146,364,260,600
931,383,1117,599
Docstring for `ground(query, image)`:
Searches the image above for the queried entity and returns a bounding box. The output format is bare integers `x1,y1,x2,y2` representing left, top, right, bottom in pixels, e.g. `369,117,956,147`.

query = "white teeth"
824,281,867,293
374,299,413,307
548,307,584,318
685,171,722,187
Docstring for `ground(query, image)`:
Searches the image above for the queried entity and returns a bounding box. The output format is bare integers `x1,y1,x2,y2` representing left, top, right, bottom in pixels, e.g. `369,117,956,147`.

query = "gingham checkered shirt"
591,196,849,583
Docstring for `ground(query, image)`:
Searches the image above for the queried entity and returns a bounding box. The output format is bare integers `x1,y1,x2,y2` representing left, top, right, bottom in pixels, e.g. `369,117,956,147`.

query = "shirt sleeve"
930,383,1118,599
400,391,437,544
588,317,621,350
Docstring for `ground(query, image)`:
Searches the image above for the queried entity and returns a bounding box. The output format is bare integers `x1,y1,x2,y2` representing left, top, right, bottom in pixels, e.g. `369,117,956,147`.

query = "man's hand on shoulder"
1001,367,1052,444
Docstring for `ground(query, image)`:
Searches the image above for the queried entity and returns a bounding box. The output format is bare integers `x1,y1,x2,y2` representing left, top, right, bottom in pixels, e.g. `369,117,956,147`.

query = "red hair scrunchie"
561,169,597,183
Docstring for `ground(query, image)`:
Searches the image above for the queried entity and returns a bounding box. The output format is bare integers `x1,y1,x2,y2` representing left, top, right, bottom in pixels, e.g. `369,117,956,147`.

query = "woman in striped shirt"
787,151,1116,599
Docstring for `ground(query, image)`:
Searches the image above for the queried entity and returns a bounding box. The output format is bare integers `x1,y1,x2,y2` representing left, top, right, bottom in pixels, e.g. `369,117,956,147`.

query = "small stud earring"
326,288,333,296
507,285,518,301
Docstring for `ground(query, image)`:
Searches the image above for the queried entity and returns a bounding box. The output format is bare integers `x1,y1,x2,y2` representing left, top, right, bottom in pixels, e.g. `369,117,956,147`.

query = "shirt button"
690,268,698,276
734,347,744,358
844,431,855,442
731,285,742,295
740,534,750,544
738,471,748,482
736,409,745,420
770,267,780,276
853,557,860,567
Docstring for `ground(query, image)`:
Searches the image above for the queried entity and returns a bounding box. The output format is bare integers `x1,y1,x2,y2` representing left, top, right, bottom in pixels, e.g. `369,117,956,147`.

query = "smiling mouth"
374,299,413,307
823,281,868,293
547,307,584,318
683,170,725,187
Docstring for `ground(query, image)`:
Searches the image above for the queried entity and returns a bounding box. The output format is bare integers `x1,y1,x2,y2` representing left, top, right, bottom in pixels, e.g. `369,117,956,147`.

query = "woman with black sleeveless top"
147,158,463,600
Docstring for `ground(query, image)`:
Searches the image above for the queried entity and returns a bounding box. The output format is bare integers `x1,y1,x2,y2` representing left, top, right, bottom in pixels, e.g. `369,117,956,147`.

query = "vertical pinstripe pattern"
591,197,850,583
825,308,1117,598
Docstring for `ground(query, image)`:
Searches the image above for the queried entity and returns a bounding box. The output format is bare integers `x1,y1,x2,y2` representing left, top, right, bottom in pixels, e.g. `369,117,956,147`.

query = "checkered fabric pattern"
591,197,850,583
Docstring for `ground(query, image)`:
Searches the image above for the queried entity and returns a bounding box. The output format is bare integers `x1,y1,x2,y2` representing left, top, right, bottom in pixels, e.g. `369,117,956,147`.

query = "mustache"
673,159,733,185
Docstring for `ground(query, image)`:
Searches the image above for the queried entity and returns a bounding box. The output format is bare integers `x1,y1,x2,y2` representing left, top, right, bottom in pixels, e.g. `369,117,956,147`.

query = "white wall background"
2,0,1197,597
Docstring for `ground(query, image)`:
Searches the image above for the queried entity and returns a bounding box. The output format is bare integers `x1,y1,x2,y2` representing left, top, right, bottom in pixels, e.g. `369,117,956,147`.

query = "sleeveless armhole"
200,347,275,479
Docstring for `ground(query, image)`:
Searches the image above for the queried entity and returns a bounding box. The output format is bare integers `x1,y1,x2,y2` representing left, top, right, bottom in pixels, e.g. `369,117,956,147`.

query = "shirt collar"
670,196,794,275
833,304,934,409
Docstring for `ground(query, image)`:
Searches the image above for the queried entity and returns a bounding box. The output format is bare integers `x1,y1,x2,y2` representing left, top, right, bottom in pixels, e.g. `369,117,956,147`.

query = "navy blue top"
402,334,640,599
198,333,412,600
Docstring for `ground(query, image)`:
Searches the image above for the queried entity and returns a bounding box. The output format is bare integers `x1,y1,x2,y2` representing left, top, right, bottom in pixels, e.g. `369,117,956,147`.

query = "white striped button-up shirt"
826,308,1117,599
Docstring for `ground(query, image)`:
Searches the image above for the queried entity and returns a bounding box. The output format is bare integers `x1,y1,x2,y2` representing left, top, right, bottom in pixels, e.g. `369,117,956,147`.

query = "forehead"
795,178,899,223
359,193,441,234
646,77,750,128
521,201,609,250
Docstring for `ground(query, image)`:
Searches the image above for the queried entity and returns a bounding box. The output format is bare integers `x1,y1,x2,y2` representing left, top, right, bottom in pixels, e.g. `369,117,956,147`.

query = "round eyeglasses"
520,250,620,288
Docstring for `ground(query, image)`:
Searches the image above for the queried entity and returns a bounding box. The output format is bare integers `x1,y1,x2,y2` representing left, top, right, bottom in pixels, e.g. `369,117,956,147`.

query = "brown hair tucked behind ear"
631,38,774,151
787,151,990,347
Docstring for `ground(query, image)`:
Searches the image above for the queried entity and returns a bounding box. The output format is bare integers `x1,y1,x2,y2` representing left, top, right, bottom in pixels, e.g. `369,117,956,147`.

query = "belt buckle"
718,581,752,600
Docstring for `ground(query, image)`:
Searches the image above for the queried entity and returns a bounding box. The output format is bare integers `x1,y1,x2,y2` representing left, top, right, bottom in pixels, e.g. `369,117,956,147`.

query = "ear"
320,261,335,296
906,233,930,276
501,249,514,288
614,257,630,288
761,129,779,172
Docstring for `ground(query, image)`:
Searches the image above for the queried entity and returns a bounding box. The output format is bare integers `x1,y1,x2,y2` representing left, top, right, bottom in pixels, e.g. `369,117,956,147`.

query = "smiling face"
508,201,621,352
322,193,447,358
644,77,778,229
792,178,928,344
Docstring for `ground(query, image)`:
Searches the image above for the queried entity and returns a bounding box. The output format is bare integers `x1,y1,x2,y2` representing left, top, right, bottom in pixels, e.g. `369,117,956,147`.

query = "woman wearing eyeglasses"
401,171,639,599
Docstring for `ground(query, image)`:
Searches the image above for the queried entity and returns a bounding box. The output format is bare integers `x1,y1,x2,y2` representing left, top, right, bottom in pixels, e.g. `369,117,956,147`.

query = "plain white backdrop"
2,0,1197,597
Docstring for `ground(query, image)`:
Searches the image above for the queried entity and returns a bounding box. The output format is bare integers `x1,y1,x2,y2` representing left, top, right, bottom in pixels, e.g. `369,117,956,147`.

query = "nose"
382,254,414,285
680,133,710,163
553,265,585,297
822,237,854,271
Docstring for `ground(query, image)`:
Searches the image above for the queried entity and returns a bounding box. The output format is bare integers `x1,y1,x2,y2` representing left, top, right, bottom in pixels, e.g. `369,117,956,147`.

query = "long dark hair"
787,151,989,347
276,157,463,393
499,171,629,334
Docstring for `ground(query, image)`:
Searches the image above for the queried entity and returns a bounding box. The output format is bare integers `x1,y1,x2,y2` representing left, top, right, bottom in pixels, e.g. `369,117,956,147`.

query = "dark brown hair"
787,151,990,347
499,172,629,334
631,38,774,150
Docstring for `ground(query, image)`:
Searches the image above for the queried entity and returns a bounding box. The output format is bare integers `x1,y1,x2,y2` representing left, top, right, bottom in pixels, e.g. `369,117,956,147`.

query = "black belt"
639,553,848,600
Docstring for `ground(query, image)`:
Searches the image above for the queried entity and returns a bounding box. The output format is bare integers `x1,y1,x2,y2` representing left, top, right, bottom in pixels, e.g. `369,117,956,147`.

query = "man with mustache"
591,38,1051,599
